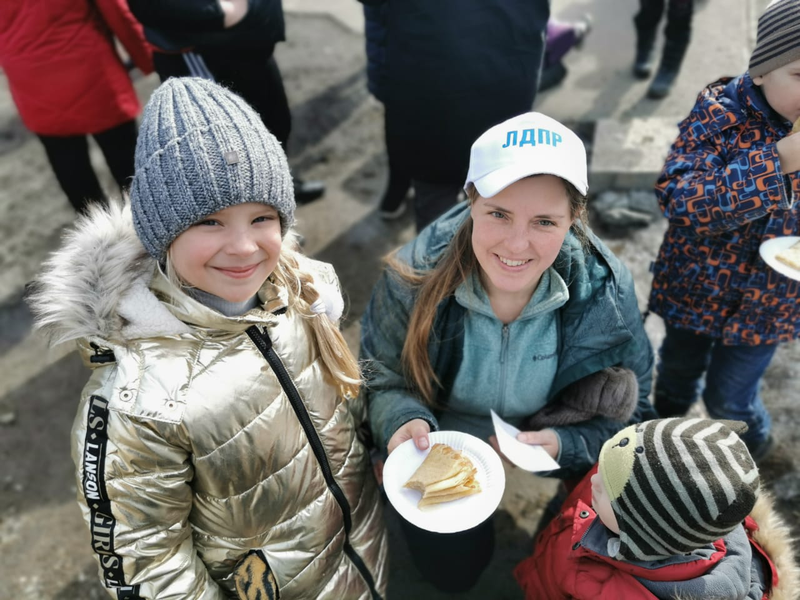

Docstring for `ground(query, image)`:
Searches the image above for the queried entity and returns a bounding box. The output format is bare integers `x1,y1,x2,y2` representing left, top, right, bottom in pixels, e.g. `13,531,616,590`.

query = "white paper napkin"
490,410,560,472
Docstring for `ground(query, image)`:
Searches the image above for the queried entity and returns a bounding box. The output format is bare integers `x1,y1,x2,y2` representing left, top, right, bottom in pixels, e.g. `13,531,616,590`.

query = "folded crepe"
419,479,482,508
776,240,800,271
403,443,482,508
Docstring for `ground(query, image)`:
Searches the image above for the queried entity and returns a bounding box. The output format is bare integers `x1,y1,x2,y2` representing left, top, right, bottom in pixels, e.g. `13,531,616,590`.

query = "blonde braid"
274,246,361,398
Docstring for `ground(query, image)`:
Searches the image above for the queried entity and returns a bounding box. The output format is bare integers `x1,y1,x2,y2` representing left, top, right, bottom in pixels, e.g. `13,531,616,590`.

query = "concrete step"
589,117,679,192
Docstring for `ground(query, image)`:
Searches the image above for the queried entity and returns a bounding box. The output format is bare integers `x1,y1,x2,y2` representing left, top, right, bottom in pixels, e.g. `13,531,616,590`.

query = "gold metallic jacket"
30,202,388,599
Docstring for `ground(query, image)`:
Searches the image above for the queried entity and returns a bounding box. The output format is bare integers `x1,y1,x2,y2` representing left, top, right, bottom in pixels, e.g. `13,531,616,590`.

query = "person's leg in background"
202,52,324,204
155,50,324,204
379,106,413,219
37,134,105,214
399,515,495,593
412,180,462,232
633,0,665,79
702,342,777,462
93,119,138,195
206,54,291,149
653,324,714,418
538,17,592,93
647,0,693,98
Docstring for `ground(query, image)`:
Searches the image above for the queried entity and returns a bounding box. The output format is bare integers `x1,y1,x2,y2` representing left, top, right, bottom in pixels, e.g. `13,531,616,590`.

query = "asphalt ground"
2,2,798,598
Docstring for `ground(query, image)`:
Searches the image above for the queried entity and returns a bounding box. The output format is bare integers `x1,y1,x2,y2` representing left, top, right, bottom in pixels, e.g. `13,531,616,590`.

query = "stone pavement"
2,1,797,599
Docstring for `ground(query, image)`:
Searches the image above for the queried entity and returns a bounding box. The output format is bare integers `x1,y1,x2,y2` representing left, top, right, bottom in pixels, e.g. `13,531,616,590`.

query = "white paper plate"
759,236,800,281
383,430,505,533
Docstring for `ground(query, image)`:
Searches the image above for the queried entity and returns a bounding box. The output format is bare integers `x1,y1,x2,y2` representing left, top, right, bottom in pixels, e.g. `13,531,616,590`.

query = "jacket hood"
698,75,791,141
748,491,799,600
28,199,193,347
27,199,211,348
28,200,340,350
576,491,797,599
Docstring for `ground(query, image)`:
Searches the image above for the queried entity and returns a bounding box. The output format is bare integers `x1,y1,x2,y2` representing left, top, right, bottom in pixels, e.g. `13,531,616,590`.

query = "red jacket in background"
0,0,153,136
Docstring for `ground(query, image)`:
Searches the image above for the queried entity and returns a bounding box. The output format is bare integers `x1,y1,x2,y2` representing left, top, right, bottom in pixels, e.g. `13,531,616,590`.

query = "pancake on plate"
403,443,482,508
776,240,800,271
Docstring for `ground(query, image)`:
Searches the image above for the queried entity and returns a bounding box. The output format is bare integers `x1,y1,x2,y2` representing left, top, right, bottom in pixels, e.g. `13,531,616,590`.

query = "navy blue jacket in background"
363,3,388,103
359,0,549,185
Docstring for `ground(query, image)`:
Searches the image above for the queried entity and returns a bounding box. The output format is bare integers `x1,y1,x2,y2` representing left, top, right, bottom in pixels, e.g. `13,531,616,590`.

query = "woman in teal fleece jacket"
359,112,657,593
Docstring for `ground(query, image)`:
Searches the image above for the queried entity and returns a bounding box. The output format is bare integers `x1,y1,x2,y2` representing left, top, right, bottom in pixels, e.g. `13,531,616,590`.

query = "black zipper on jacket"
246,326,382,600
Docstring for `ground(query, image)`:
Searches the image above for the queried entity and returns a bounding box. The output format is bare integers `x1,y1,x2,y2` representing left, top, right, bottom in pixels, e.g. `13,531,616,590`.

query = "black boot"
653,390,691,418
647,39,689,99
292,177,325,205
746,434,775,464
633,25,657,79
378,169,411,220
379,182,410,220
538,62,569,93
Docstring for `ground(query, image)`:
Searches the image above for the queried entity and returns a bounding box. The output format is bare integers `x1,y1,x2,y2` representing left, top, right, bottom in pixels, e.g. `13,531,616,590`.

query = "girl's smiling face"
169,203,282,302
591,471,620,534
470,175,574,315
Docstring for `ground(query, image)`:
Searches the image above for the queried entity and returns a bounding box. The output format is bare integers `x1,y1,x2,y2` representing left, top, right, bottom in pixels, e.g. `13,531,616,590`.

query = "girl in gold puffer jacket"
29,77,387,600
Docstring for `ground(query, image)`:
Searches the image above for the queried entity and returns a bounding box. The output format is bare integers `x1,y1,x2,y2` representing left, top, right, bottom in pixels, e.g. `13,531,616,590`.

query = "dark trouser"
399,515,495,593
38,119,138,214
382,107,413,199
412,180,462,232
654,325,775,448
635,0,693,44
153,51,292,148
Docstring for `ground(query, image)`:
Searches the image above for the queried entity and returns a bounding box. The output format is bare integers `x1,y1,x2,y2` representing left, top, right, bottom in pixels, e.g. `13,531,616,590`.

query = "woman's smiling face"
470,175,574,310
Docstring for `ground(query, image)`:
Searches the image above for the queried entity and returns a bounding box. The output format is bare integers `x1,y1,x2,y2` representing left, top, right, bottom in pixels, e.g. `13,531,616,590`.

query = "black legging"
38,119,138,214
152,51,292,148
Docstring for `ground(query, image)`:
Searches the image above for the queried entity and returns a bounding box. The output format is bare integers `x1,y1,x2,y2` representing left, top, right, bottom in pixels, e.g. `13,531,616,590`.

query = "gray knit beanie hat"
749,0,800,78
130,77,295,259
598,418,759,562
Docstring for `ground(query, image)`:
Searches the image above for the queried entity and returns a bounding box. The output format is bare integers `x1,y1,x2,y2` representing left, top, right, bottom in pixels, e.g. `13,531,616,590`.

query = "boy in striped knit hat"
515,418,798,599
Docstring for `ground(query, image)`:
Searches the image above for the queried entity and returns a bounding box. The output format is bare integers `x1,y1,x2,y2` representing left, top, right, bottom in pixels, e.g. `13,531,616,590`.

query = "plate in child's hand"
759,236,800,281
382,430,505,533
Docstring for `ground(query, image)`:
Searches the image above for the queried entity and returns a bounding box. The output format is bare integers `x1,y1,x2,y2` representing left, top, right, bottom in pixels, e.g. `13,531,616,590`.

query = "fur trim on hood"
27,199,190,346
749,491,799,600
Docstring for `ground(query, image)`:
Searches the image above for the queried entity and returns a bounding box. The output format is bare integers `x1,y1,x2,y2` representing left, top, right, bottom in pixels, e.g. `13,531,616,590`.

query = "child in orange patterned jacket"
648,0,800,462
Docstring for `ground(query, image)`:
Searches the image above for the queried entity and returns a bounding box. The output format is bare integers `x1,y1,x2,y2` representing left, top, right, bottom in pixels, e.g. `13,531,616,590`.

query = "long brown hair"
387,176,588,405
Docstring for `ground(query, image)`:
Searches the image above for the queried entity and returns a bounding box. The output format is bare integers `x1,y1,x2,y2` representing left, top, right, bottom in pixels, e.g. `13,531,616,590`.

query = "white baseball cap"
464,112,588,198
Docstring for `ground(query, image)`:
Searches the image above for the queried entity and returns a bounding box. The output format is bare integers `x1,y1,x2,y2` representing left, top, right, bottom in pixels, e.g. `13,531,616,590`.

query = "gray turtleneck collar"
185,287,260,317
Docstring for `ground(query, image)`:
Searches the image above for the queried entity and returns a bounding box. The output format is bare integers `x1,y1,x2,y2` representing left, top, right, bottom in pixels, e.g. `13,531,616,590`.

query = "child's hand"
776,132,800,174
387,419,430,454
